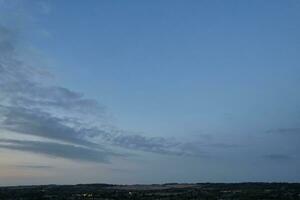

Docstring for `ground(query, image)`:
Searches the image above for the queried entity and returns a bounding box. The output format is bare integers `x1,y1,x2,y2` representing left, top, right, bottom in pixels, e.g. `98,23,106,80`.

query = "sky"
0,0,300,186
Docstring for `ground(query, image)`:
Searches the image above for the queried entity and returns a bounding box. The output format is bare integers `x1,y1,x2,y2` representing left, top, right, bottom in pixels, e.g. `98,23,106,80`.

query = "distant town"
0,183,300,200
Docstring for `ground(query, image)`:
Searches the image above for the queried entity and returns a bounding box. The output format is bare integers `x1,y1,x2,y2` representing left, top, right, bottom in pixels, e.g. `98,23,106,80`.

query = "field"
1,183,300,200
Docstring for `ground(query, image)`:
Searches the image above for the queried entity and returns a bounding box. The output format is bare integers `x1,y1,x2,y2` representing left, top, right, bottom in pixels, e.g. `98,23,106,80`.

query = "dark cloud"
0,26,17,54
0,105,104,148
14,165,54,169
208,143,240,149
263,154,292,161
266,128,300,135
101,133,187,156
0,139,114,163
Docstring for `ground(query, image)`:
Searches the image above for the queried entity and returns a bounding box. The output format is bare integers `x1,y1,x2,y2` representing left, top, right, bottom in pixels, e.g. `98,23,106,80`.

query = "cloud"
106,134,201,156
208,143,239,149
0,105,203,157
0,105,104,148
0,23,208,162
0,139,114,163
263,154,292,161
266,128,300,135
14,164,54,169
36,1,52,15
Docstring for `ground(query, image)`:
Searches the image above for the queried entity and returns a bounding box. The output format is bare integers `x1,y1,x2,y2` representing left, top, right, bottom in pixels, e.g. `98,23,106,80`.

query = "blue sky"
0,0,300,185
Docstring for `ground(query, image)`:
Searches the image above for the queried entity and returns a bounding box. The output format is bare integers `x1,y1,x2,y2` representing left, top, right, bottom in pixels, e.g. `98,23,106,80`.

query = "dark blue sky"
0,0,300,185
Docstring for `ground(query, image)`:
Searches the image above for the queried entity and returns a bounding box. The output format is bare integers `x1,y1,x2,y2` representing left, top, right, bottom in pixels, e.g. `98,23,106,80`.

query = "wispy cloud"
36,1,52,15
14,164,54,169
266,128,300,135
0,24,209,161
0,105,103,148
0,139,115,163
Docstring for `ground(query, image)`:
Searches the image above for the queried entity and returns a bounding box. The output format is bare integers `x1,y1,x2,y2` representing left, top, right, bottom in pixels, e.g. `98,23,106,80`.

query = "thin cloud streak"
0,139,115,163
263,154,292,161
266,128,300,135
14,165,54,169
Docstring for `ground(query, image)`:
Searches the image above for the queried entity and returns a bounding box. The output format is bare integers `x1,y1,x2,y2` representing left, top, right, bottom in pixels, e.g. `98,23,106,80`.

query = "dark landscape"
1,183,300,200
